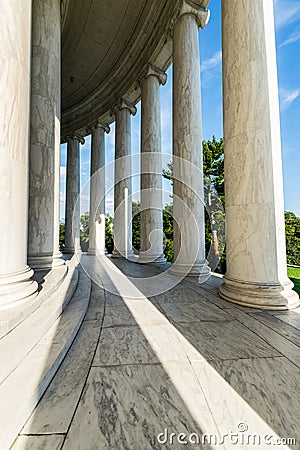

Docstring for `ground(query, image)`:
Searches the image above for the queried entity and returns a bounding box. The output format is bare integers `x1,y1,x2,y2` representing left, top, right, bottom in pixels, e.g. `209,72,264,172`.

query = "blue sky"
60,0,300,219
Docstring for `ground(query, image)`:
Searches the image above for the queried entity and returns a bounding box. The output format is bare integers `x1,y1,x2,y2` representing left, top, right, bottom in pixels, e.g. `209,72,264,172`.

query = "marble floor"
12,255,300,450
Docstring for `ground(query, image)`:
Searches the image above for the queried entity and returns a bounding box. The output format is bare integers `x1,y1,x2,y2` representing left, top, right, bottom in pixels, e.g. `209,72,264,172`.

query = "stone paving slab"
12,257,300,450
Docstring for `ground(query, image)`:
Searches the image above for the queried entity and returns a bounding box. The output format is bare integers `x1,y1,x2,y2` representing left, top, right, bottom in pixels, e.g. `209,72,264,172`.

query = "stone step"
0,267,91,450
0,262,78,386
0,264,69,340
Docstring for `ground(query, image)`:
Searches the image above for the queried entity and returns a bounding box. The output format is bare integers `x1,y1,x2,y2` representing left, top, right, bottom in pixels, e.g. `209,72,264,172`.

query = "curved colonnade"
0,0,298,314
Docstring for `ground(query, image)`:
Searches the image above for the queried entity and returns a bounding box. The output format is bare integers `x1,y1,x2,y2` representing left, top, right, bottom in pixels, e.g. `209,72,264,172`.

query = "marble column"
112,100,136,259
64,134,84,254
219,0,299,309
87,121,110,256
28,0,64,270
170,0,211,279
0,0,38,308
139,65,167,264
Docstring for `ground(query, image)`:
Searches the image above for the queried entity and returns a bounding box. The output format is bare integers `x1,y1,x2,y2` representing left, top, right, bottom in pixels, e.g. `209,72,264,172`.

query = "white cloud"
200,51,222,86
80,135,91,152
106,123,115,147
274,1,300,29
80,194,90,215
201,50,222,72
60,165,66,177
279,29,300,47
105,194,114,215
279,87,300,111
60,166,66,194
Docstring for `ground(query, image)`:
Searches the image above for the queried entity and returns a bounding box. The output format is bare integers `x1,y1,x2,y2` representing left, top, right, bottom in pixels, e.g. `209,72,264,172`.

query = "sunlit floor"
12,255,300,450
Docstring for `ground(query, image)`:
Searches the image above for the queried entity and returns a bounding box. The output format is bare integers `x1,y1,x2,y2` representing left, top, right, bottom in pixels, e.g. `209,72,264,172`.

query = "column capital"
65,132,85,145
86,120,110,135
140,65,167,86
172,0,210,31
112,99,137,117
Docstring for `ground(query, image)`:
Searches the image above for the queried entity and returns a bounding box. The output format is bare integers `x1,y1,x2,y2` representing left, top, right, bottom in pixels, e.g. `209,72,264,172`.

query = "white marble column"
170,1,211,279
28,0,64,270
0,0,38,309
64,134,84,254
87,121,110,256
219,0,299,309
112,100,136,259
139,65,167,264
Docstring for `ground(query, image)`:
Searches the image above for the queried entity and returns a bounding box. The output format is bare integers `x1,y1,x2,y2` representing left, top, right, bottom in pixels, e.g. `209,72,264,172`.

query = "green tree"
162,136,224,199
80,211,90,251
285,211,300,265
162,136,225,268
105,215,114,254
202,136,224,202
59,221,65,251
132,201,141,252
163,204,174,262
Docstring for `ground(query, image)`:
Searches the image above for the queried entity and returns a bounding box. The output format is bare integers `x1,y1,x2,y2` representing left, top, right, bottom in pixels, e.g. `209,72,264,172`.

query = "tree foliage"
105,215,114,254
163,136,224,199
285,211,300,265
132,201,141,252
162,136,225,266
57,137,299,275
202,136,224,202
80,211,90,251
59,222,65,251
163,204,174,262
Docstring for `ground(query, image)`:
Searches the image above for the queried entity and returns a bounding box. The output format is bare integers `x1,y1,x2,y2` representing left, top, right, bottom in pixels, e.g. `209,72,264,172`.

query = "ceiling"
61,0,179,136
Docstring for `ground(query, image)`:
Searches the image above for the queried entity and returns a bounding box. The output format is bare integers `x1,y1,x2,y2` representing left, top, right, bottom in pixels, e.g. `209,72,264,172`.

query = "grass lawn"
288,266,300,295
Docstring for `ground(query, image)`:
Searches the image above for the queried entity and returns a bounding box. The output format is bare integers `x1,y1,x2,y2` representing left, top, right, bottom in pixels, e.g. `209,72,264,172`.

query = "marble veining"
11,435,64,450
63,364,219,450
226,307,300,369
175,319,280,361
158,298,230,323
220,0,298,309
139,67,166,262
249,312,300,347
0,0,38,305
84,283,105,321
93,324,193,367
14,258,300,449
21,320,100,435
191,356,300,443
28,0,62,267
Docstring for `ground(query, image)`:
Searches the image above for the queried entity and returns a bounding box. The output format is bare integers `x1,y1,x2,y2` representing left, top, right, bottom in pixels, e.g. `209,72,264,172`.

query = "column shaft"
0,0,37,308
112,101,136,259
28,0,64,269
88,123,109,256
64,136,82,253
171,5,210,279
139,67,166,263
219,0,299,309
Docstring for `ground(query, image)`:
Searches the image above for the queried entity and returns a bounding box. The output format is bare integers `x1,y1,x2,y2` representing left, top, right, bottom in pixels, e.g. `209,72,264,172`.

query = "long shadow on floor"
93,256,300,448
14,255,300,449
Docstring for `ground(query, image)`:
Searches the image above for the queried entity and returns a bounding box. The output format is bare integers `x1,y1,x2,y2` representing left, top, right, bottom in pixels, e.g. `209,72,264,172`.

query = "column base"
138,253,167,265
0,266,38,311
111,247,133,258
219,275,300,310
170,260,211,281
87,248,106,256
28,252,65,271
62,247,77,255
